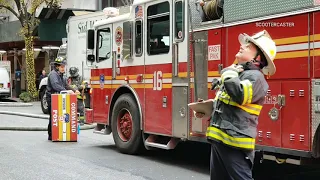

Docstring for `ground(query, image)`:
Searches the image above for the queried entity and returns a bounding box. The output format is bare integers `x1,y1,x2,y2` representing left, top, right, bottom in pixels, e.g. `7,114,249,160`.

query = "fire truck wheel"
111,93,143,154
40,90,49,114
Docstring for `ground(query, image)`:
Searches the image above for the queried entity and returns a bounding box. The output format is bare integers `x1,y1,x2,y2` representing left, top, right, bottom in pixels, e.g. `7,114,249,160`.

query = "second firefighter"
68,67,85,124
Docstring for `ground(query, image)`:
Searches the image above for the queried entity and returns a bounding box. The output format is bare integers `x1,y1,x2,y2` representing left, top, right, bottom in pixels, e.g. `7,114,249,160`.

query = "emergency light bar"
103,7,120,17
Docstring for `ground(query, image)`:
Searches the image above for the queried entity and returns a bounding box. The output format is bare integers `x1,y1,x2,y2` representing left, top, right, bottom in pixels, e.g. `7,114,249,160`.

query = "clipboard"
188,100,214,118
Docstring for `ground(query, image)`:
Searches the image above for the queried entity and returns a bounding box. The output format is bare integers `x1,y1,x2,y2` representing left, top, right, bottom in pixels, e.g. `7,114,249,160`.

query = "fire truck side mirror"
87,54,95,62
87,30,94,50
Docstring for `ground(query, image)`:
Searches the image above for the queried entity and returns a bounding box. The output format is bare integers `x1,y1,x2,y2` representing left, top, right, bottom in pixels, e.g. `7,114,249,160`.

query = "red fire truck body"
86,0,320,165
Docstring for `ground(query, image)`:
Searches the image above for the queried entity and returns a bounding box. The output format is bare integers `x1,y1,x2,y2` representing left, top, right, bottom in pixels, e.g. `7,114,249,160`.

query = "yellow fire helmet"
238,30,277,76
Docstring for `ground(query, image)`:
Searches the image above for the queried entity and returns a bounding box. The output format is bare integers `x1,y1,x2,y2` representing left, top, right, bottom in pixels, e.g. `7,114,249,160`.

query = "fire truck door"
172,0,189,138
144,1,173,135
94,24,113,124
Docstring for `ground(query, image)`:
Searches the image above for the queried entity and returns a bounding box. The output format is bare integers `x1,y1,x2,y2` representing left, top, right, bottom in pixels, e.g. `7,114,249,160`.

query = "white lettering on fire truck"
52,110,58,127
264,95,277,104
71,102,77,133
256,22,295,27
153,71,163,91
208,45,221,61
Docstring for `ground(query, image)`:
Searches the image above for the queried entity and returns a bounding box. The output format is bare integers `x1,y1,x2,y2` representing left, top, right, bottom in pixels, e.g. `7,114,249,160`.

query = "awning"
72,11,95,16
0,21,23,43
36,7,97,19
0,7,98,45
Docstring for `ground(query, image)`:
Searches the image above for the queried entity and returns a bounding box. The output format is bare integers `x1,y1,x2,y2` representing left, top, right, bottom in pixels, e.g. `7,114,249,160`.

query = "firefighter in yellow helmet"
68,66,85,125
194,30,277,180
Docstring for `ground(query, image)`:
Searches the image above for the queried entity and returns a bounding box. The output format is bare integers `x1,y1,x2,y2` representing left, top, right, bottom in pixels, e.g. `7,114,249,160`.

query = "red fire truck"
85,0,320,165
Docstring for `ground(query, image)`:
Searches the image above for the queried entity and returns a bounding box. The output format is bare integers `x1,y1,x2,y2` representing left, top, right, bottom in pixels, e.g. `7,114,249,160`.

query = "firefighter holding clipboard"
46,56,80,140
190,30,277,180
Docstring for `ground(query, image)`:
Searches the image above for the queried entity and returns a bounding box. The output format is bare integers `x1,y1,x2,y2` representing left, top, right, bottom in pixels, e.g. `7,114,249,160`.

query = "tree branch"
14,0,21,10
0,4,21,23
13,0,24,22
30,12,38,33
21,0,28,20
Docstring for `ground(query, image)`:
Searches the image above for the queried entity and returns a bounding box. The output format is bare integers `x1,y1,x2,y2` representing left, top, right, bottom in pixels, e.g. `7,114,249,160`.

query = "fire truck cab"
86,0,320,165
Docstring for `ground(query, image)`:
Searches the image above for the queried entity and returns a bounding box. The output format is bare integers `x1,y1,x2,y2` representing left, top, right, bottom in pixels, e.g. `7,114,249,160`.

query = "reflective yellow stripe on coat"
77,94,83,99
206,126,256,150
214,91,262,115
240,79,253,105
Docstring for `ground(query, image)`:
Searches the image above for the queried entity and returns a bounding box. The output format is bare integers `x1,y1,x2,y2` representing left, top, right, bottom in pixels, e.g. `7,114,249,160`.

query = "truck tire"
111,93,143,155
40,90,49,114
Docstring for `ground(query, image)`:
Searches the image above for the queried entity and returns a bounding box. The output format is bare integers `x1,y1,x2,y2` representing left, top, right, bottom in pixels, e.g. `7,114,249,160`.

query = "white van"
0,67,11,99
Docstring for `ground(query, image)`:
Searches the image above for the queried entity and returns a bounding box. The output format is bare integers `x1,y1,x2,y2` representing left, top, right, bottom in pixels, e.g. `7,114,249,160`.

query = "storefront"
0,8,93,96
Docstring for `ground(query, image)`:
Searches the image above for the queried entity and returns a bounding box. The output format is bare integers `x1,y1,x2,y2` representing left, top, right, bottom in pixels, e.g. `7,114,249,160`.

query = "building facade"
0,0,128,96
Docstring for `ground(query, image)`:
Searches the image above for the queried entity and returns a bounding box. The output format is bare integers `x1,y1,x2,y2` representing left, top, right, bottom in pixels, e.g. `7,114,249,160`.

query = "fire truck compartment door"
190,31,209,134
172,85,189,138
256,82,282,148
172,0,189,138
281,81,310,151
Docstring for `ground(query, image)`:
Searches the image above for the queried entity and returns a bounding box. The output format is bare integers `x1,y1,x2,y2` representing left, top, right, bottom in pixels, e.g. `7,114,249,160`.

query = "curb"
0,124,97,131
0,102,33,107
0,111,48,119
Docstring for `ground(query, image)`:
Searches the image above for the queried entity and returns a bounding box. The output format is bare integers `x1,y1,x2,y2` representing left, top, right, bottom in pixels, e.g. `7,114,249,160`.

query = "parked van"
0,67,11,99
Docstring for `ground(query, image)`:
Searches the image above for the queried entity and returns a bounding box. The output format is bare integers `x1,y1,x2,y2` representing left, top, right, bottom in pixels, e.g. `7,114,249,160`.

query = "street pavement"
0,106,210,180
0,117,210,180
2,116,320,180
1,101,320,179
0,101,44,115
0,114,48,128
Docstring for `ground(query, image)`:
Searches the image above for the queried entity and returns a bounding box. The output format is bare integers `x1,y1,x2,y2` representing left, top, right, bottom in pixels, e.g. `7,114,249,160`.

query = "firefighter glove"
211,78,221,90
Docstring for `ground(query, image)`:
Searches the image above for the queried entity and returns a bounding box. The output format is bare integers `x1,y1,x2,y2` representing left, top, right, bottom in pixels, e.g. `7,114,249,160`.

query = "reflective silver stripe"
221,70,238,83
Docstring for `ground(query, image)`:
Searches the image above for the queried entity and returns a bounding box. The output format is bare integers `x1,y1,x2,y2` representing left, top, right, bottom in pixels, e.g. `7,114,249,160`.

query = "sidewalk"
0,101,45,115
0,114,48,129
0,101,96,131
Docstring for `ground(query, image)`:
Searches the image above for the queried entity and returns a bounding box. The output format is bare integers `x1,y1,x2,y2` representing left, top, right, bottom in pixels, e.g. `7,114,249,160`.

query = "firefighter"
46,57,80,140
68,66,85,125
194,30,277,180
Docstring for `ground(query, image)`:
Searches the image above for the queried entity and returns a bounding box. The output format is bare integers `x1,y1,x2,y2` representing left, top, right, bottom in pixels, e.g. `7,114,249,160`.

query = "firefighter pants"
210,141,253,180
47,100,52,138
77,99,84,121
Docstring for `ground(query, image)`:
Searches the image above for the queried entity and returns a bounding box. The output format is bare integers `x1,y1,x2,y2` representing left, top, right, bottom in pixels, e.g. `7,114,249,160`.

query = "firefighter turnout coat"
46,69,76,104
206,63,269,151
69,75,84,100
